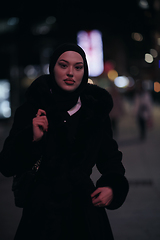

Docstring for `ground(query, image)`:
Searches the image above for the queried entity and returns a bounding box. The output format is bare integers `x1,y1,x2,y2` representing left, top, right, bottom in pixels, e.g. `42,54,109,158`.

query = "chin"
63,86,77,92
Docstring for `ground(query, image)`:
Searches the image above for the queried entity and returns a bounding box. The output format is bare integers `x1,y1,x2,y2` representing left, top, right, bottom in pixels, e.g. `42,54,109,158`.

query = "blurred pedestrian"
0,43,129,240
134,85,153,140
109,85,124,136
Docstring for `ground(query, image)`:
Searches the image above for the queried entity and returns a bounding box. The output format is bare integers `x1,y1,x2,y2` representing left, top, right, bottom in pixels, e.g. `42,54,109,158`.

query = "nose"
67,66,73,77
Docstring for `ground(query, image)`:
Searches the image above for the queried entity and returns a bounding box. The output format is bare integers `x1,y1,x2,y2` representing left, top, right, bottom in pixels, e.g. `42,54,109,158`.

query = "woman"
0,43,129,240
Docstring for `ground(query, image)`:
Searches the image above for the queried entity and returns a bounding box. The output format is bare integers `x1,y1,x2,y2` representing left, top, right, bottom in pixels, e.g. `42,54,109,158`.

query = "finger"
33,119,48,131
33,117,47,124
38,116,48,122
91,188,102,198
33,117,48,127
97,188,113,206
97,203,104,207
94,200,107,208
92,194,106,204
93,200,103,207
92,198,101,205
37,109,46,117
40,116,49,129
92,193,102,204
92,194,105,205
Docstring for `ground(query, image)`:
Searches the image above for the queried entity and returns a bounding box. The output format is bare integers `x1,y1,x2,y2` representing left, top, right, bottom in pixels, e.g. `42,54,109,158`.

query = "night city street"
0,0,160,239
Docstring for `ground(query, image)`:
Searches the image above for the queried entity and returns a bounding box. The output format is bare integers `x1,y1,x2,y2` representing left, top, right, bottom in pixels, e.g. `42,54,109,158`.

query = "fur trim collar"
25,75,113,114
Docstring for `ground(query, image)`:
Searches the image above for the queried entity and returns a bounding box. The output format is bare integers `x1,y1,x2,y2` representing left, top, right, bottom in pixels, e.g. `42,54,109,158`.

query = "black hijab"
48,43,88,112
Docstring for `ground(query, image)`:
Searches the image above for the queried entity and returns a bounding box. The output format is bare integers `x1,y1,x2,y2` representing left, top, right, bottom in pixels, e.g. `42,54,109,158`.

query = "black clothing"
0,75,129,240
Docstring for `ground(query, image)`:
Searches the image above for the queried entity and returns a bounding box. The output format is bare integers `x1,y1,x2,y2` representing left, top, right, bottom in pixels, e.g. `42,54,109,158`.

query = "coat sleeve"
96,114,129,210
0,104,44,177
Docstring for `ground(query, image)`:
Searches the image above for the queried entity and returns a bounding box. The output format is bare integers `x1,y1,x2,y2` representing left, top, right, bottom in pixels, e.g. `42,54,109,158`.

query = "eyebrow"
59,59,83,64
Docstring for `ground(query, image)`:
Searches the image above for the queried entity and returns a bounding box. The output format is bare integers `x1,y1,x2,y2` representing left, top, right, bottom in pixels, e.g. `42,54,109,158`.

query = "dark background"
1,0,160,111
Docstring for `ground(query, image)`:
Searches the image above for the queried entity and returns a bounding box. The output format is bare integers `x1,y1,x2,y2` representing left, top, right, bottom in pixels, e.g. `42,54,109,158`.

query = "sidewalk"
91,103,160,240
0,103,160,239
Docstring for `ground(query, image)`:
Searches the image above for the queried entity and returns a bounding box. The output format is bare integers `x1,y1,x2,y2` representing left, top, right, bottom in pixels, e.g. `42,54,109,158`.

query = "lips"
64,78,75,85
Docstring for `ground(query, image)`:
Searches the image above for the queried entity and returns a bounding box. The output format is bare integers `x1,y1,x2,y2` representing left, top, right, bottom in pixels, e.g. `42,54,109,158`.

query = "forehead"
57,51,83,63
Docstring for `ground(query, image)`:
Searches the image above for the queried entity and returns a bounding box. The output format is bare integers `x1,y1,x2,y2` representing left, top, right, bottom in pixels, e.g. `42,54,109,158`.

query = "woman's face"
53,51,84,92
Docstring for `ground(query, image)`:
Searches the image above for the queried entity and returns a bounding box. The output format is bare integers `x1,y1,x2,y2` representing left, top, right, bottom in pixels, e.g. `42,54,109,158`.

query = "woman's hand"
91,187,113,207
32,109,48,142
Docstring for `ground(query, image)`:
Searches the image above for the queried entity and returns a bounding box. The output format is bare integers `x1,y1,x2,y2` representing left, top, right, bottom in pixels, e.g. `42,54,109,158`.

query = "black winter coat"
0,75,129,240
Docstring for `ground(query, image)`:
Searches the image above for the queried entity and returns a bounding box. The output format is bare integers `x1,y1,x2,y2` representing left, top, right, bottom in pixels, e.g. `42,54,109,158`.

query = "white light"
145,53,153,63
77,30,104,77
0,80,10,99
139,0,149,9
0,80,11,119
114,76,129,88
0,100,11,118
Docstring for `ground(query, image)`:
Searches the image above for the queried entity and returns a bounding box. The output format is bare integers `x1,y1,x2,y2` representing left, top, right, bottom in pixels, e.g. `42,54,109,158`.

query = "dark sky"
0,0,151,33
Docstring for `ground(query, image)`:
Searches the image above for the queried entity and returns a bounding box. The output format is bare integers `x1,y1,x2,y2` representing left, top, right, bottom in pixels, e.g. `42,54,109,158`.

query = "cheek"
54,68,63,83
76,71,84,83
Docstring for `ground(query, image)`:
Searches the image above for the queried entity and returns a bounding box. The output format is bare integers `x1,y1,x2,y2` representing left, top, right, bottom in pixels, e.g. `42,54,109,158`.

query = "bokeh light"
88,78,94,84
7,17,19,26
24,65,40,79
114,76,129,88
145,53,153,63
104,61,115,74
0,101,11,118
138,0,149,9
0,79,11,118
150,49,158,58
154,82,160,92
108,70,118,81
131,32,143,41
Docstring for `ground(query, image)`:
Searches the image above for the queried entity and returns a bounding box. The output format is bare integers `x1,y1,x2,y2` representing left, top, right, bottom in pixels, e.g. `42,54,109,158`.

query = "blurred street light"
114,76,129,88
131,32,143,42
138,0,149,9
154,82,160,92
145,53,153,63
150,49,158,58
0,79,11,118
77,30,104,77
108,70,118,81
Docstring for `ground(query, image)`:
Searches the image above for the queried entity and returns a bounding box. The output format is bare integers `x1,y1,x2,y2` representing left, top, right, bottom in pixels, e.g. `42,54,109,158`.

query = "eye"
59,62,67,69
75,65,84,70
